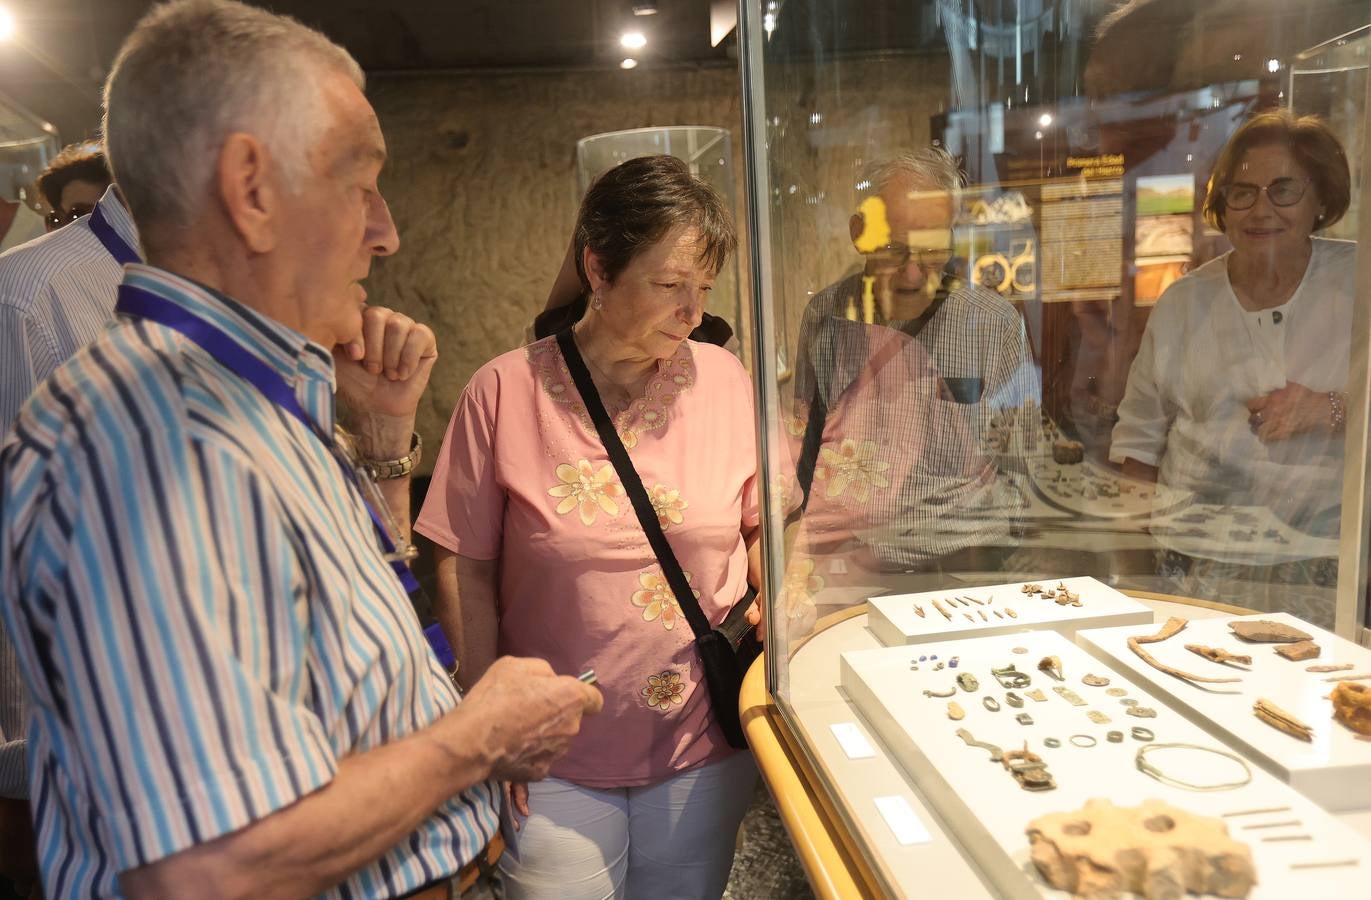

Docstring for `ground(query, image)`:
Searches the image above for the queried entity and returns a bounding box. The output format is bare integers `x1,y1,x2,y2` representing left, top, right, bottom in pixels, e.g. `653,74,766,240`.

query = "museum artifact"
992,664,1032,688
1005,607,1018,619
957,672,979,692
1330,680,1371,736
956,727,1003,761
1005,691,1024,707
1105,687,1128,697
913,603,926,618
1229,620,1312,643
1068,734,1097,748
1039,656,1064,681
1324,672,1371,682
1185,644,1252,668
1135,743,1253,792
933,598,953,621
1017,713,1034,726
1051,438,1084,465
1128,618,1242,687
1221,806,1291,818
984,696,1001,712
1252,698,1314,742
1026,689,1048,703
1082,674,1110,687
1053,686,1087,706
1130,727,1155,742
1088,710,1112,724
1002,743,1056,791
923,685,956,698
1026,799,1256,899
1107,730,1124,743
1274,640,1320,661
948,701,966,720
1125,705,1158,718
1307,663,1353,673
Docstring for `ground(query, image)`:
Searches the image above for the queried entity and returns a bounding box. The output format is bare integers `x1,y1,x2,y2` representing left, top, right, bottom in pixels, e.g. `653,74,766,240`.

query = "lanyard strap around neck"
114,283,420,595
89,204,141,266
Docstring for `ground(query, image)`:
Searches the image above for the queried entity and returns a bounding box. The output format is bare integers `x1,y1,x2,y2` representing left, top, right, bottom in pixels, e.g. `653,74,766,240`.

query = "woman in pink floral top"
416,156,760,899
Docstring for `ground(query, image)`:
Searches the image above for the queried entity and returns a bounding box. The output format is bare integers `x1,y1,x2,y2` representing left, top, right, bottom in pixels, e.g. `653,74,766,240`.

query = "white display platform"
840,630,1370,899
1077,612,1371,812
868,576,1154,647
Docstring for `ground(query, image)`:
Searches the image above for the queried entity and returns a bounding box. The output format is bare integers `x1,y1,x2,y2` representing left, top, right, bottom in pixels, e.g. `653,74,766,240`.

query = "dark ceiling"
0,0,733,142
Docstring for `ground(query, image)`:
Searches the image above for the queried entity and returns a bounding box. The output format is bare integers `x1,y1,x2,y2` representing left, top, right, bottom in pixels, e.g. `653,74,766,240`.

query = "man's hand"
449,657,602,783
334,308,438,454
1246,382,1327,443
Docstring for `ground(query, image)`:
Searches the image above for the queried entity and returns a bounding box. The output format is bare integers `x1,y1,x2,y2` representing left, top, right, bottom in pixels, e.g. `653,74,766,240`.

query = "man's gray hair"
855,148,965,202
103,0,364,232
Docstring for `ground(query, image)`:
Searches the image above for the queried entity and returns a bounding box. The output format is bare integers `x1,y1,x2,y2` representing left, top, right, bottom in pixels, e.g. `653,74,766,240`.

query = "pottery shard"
1027,798,1256,899
1331,682,1371,736
1229,619,1312,644
1274,640,1320,661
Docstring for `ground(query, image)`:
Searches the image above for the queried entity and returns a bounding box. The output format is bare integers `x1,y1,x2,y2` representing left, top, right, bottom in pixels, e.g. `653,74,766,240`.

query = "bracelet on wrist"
1328,391,1347,435
359,431,423,480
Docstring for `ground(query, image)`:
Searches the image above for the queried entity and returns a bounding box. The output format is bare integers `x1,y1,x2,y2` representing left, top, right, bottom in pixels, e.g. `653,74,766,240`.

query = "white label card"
830,722,877,759
874,795,932,846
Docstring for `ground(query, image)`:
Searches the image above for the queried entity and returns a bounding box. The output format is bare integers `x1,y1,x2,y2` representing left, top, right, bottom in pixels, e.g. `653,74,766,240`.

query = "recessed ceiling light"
621,31,647,50
1037,113,1052,127
620,58,639,70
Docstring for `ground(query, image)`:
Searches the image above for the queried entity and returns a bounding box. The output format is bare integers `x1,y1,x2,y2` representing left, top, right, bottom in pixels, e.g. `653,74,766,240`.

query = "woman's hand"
1246,382,1329,442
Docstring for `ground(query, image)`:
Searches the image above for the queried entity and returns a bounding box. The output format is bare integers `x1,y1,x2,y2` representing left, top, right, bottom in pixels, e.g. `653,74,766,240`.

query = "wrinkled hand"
505,781,530,830
458,656,602,783
1246,382,1326,443
333,307,438,424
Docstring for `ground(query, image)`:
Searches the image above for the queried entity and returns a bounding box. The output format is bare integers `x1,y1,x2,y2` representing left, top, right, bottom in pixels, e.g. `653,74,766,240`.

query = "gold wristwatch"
361,432,422,480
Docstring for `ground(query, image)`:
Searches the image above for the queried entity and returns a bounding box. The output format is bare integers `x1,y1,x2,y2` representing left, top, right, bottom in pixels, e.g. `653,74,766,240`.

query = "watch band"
361,431,422,480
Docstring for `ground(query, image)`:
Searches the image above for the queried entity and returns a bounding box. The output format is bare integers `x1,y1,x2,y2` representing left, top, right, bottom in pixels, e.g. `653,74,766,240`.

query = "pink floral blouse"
416,336,759,787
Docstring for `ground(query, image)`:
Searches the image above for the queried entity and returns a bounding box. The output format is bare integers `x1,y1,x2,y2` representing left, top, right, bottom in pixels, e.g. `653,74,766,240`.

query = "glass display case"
737,1,1371,896
0,88,59,244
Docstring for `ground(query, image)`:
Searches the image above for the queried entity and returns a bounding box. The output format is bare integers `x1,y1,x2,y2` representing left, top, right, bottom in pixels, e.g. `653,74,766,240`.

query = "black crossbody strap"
555,329,715,640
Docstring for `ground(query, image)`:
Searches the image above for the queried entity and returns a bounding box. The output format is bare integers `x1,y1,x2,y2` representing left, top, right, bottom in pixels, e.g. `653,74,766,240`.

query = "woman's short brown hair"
573,155,736,292
1203,110,1350,233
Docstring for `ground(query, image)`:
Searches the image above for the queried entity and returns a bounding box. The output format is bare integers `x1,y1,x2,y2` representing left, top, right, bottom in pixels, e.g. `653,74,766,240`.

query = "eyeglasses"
44,204,96,231
866,242,954,270
1218,177,1311,211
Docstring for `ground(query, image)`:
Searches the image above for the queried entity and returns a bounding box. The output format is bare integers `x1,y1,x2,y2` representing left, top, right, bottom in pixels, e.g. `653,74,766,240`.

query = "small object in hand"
1253,697,1313,741
578,669,599,685
1274,640,1320,662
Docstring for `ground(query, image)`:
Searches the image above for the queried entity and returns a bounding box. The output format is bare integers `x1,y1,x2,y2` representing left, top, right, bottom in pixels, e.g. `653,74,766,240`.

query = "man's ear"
849,212,864,246
216,133,278,254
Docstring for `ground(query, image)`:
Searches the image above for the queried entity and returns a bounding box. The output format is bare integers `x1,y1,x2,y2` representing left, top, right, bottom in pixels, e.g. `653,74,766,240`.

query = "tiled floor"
723,785,816,900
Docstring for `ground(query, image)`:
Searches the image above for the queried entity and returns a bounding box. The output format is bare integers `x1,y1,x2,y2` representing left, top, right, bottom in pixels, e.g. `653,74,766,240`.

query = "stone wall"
365,66,745,469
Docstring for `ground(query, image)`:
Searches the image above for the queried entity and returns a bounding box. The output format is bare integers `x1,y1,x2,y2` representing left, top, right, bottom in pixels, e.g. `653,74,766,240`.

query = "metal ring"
983,696,1001,712
1107,731,1124,743
1070,734,1098,748
1044,737,1061,748
1131,726,1156,742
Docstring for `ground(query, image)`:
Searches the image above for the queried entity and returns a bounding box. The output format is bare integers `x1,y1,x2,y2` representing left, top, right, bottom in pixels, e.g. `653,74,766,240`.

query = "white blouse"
1110,237,1357,563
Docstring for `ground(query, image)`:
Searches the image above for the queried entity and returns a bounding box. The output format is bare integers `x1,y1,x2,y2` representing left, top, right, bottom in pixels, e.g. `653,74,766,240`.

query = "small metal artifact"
1069,734,1097,748
1012,646,1028,654
1105,687,1128,697
1022,583,1042,594
961,595,984,606
978,609,988,622
956,727,1002,761
1043,737,1062,748
913,603,926,618
1016,713,1034,726
932,598,953,621
1307,663,1354,673
1229,619,1312,644
934,662,945,671
1275,640,1320,662
1326,672,1371,682
956,672,979,692
1120,698,1139,707
1131,727,1155,741
1253,698,1313,741
993,610,1005,620
1053,686,1088,707
1135,742,1253,791
992,664,1032,688
963,612,975,623
1184,644,1253,668
1025,689,1048,703
1002,743,1056,791
1038,656,1065,681
1005,691,1025,708
1106,730,1124,743
923,685,956,698
947,701,966,720
983,696,1001,712
1125,705,1158,718
1128,618,1241,687
1088,710,1112,725
1005,607,1018,619
1082,674,1110,687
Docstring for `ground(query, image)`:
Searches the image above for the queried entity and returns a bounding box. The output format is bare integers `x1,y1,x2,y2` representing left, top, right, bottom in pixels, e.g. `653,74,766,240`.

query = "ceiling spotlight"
0,7,16,42
620,31,647,50
632,2,658,15
620,58,638,70
1037,113,1053,128
1266,57,1280,73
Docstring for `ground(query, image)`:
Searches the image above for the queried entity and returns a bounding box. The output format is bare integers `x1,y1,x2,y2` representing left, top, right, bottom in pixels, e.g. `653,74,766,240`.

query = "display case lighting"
1266,57,1281,73
621,31,647,50
631,2,658,15
620,57,638,69
1038,112,1053,127
0,6,16,42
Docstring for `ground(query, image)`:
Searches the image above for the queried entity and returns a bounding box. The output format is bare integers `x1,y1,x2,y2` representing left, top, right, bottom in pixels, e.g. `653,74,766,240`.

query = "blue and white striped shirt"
0,184,139,799
0,264,498,898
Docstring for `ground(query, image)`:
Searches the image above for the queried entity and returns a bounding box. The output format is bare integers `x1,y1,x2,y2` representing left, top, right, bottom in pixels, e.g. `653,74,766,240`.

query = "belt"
399,833,505,900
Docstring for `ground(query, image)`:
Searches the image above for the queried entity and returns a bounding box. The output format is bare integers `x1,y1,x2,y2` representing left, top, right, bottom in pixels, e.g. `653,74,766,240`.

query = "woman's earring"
591,293,603,311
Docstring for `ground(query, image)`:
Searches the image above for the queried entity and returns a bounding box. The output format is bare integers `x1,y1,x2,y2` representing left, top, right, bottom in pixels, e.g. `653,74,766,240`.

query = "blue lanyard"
88,204,141,265
114,283,421,596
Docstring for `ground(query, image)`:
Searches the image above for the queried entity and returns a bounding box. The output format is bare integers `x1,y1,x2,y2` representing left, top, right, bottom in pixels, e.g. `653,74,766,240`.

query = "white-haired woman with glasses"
1111,110,1354,625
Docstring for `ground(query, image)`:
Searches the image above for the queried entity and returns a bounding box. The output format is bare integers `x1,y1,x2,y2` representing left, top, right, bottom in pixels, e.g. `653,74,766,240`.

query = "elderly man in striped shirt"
0,2,603,899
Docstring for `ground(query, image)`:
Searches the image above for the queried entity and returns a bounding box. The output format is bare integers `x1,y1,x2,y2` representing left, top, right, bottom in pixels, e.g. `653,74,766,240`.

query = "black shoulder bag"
555,328,760,748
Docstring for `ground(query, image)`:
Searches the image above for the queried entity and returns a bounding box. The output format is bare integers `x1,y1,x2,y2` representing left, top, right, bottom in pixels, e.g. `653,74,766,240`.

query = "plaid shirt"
790,272,1039,567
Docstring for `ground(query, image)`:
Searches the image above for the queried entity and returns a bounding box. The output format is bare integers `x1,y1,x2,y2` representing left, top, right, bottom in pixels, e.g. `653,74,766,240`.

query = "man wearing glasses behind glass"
0,2,601,899
787,148,1038,603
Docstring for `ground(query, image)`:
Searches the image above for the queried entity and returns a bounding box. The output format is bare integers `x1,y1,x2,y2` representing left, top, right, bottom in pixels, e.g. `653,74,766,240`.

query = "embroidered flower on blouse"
642,670,686,711
547,459,624,525
648,484,688,530
813,438,890,502
631,570,698,630
781,556,824,608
